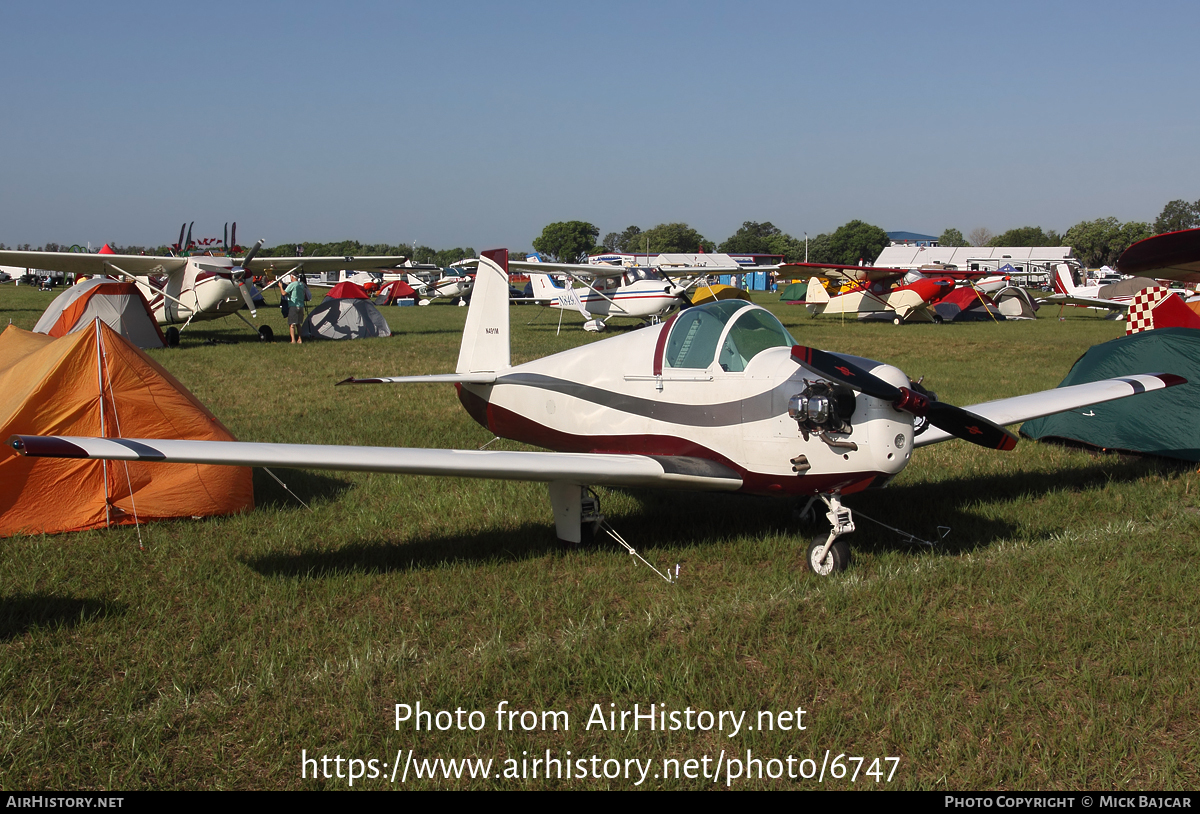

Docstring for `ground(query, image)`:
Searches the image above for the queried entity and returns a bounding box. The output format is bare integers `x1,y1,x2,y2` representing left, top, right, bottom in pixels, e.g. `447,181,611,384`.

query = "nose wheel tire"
258,325,274,342
806,537,850,575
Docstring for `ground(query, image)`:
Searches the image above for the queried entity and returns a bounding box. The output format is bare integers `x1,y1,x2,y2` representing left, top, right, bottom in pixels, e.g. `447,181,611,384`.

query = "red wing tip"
1158,373,1188,387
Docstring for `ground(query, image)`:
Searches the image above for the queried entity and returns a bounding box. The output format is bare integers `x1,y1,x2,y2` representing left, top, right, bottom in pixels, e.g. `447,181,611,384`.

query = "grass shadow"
0,594,125,640
251,468,355,508
244,521,566,578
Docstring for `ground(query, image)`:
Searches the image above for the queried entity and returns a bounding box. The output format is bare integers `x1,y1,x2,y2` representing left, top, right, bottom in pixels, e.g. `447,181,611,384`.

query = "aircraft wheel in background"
806,537,850,575
258,325,274,343
893,316,904,325
165,327,180,347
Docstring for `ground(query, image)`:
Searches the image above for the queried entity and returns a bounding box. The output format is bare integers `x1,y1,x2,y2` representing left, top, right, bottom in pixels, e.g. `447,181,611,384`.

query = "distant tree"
938,228,967,247
532,221,600,262
968,227,993,247
824,220,889,265
1153,199,1200,234
602,225,642,252
803,233,833,264
508,250,530,261
630,223,714,254
434,247,475,267
1063,217,1152,268
987,226,1060,247
719,221,784,254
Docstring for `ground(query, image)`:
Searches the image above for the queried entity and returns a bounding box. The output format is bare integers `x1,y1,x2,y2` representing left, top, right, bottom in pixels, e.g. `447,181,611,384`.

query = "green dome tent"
1021,327,1200,462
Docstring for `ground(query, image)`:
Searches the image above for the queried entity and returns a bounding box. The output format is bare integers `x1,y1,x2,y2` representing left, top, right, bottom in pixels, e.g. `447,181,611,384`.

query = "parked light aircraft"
9,249,1185,575
515,258,740,331
0,231,409,342
1043,263,1157,314
787,262,955,324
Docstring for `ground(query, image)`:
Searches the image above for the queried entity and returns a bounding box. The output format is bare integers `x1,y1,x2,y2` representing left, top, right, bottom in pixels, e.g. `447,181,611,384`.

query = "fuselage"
531,272,682,319
457,301,915,497
136,257,245,325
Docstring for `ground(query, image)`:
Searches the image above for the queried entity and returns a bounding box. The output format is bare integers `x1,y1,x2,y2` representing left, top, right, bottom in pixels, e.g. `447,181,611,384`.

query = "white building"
875,245,1078,285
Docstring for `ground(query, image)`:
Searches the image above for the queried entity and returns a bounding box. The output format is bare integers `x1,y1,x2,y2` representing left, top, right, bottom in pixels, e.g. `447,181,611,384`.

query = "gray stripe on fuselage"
492,372,797,427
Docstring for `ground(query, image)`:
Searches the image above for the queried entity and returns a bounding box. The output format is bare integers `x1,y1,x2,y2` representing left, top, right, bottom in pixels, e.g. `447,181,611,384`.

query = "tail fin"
1126,285,1200,335
456,249,510,374
528,273,561,302
806,276,830,304
1052,263,1076,295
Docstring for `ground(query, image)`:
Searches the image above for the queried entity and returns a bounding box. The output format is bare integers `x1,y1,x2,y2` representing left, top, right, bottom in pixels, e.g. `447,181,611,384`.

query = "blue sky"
2,0,1197,251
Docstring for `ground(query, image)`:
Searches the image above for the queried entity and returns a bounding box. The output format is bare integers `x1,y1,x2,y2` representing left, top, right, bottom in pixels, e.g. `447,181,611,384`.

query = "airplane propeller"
791,345,1018,451
657,268,694,307
198,237,264,318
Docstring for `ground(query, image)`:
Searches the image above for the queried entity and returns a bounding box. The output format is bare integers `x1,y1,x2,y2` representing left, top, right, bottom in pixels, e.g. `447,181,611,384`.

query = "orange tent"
0,321,253,536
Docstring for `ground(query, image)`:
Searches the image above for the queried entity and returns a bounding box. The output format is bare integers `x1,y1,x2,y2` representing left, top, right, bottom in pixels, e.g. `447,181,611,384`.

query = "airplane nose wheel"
807,537,850,575
802,492,854,575
258,325,274,342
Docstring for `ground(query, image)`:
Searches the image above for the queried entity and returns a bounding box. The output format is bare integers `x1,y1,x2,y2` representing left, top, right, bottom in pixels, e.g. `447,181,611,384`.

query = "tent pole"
94,319,111,527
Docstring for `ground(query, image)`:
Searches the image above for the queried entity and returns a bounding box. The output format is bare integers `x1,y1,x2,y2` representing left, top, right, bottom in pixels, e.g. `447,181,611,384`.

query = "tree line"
532,197,1199,267
5,198,1196,268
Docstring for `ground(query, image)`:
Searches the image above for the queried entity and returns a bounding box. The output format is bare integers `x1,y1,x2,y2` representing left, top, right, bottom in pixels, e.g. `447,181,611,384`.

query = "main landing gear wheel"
893,316,904,325
258,325,274,342
165,327,180,347
806,537,850,575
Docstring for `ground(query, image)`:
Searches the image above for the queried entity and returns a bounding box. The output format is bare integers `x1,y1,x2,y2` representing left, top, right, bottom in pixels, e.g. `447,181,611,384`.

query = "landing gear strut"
800,492,854,575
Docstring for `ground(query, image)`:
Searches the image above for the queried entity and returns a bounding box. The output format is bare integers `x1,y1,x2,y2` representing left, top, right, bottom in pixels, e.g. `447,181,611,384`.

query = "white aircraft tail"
456,249,511,374
1052,263,1077,296
528,273,561,302
806,276,830,305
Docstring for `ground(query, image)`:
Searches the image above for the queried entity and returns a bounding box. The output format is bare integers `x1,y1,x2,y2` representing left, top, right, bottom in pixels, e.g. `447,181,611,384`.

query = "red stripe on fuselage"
456,385,878,497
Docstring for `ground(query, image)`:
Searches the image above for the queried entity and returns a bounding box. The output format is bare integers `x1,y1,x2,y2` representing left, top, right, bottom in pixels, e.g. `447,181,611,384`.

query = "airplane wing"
913,373,1184,447
1042,293,1129,310
247,256,409,275
780,262,905,285
7,436,743,492
0,251,186,275
1117,228,1200,284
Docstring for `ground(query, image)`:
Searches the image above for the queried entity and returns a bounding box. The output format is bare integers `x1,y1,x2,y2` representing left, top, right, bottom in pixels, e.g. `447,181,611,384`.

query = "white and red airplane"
8,249,1184,574
0,224,408,342
787,263,955,324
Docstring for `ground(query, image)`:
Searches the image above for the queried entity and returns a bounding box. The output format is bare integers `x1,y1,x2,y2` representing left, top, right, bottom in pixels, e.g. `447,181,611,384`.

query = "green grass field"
1,284,1197,790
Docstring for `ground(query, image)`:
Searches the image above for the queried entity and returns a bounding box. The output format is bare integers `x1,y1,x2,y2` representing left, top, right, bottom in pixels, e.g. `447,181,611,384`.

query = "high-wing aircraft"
1042,263,1158,314
0,224,408,342
9,249,1184,575
514,258,739,331
785,262,955,324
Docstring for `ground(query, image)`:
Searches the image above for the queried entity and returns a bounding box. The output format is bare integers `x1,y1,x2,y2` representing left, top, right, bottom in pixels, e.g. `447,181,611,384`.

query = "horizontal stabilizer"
338,373,498,385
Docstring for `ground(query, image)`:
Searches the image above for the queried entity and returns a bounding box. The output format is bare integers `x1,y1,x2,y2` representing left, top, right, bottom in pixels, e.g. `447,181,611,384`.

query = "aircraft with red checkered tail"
7,250,1186,574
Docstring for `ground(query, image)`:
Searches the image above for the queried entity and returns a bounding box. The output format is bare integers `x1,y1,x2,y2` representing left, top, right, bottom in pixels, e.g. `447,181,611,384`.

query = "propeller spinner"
791,345,1018,451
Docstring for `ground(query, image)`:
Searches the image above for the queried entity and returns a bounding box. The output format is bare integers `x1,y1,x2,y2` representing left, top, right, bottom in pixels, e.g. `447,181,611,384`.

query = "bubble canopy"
661,301,796,372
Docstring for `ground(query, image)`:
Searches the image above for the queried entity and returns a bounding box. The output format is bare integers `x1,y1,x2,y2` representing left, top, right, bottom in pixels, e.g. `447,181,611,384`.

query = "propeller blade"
223,222,228,253
230,222,237,254
237,281,257,318
791,345,902,402
176,223,186,252
926,402,1018,451
792,345,1018,451
242,238,264,267
185,222,194,252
